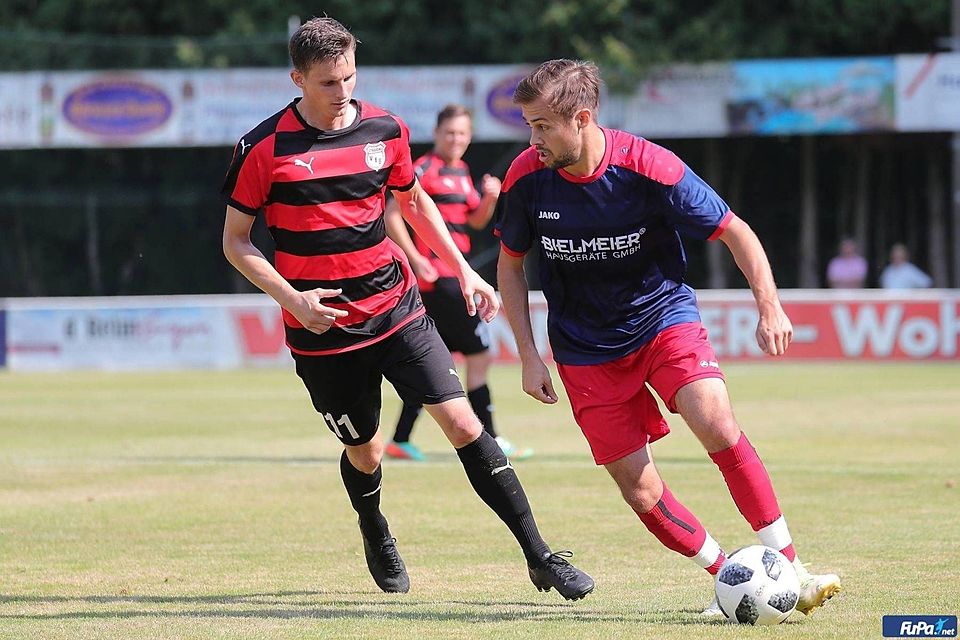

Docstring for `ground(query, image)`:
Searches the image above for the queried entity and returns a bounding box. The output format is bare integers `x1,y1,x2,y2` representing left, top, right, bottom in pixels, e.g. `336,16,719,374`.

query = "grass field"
0,362,958,639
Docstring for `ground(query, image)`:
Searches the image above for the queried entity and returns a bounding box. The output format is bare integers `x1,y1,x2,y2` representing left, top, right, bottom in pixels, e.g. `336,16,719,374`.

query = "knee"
447,414,482,448
621,485,663,514
346,442,383,474
707,418,742,451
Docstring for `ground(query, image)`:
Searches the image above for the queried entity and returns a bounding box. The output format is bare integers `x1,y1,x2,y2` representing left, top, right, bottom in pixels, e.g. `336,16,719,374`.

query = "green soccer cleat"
385,440,426,462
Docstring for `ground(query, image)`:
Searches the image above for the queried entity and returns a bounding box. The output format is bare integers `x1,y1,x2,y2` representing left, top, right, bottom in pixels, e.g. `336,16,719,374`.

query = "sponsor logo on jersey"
540,230,646,253
538,210,561,219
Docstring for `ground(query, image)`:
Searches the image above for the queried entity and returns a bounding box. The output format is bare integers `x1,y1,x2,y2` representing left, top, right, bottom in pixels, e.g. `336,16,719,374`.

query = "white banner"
5,54,958,149
0,66,537,149
0,73,42,148
896,53,960,131
605,63,734,138
4,291,960,371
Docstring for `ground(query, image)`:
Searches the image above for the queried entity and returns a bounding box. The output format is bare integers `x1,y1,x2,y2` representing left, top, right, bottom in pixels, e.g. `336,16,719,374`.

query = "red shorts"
556,322,724,465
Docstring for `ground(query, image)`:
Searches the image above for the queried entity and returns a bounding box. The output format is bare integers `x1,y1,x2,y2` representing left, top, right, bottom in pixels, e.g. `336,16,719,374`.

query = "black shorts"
421,278,490,356
292,313,465,446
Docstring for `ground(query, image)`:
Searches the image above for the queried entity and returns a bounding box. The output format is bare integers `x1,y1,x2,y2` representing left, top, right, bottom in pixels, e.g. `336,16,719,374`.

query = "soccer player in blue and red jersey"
221,20,592,600
383,104,531,462
495,59,841,617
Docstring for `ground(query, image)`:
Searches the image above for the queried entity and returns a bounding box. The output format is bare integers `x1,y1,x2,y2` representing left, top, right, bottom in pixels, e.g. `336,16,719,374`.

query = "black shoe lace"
379,538,404,575
544,550,579,582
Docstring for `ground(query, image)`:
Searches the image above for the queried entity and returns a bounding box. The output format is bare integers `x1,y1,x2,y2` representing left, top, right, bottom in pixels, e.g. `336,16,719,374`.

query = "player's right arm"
222,206,347,334
497,250,558,405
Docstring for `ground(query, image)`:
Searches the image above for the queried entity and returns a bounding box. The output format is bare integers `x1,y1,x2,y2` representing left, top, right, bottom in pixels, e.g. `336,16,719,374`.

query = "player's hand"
291,287,349,335
410,254,439,283
756,304,793,356
458,269,500,322
522,357,558,404
481,174,502,199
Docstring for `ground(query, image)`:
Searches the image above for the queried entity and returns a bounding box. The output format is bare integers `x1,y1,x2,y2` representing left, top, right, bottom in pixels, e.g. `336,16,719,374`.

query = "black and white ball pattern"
715,545,800,625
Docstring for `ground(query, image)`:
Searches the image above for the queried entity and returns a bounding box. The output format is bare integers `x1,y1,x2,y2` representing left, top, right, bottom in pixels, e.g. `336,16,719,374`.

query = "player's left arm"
393,180,499,321
717,216,793,356
466,174,502,230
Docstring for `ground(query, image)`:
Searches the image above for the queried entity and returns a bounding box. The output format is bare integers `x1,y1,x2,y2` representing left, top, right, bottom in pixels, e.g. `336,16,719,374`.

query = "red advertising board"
228,291,960,364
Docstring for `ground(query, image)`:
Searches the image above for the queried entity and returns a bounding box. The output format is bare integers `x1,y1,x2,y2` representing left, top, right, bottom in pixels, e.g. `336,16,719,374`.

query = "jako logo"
883,615,957,637
539,211,560,219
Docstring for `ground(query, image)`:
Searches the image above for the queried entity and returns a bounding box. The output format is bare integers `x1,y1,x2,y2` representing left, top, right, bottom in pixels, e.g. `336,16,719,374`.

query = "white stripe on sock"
757,515,792,551
361,482,382,498
691,533,722,569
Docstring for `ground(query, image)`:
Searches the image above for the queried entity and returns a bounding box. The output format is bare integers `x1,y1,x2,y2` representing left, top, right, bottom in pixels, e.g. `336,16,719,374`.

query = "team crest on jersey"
363,142,387,171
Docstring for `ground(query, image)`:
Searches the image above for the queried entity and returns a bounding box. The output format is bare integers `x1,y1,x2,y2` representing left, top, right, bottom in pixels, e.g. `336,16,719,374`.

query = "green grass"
0,363,958,639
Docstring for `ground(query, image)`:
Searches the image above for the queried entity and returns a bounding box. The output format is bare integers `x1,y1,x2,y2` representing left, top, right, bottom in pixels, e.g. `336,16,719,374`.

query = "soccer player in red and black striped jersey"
382,104,532,463
220,18,592,600
496,59,840,617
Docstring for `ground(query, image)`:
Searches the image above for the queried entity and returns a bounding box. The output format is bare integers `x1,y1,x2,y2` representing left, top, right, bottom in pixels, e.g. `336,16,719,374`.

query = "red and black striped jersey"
221,98,424,356
410,152,481,290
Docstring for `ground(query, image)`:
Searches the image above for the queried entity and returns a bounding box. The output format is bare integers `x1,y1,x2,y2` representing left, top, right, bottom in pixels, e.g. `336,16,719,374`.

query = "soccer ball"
714,545,800,625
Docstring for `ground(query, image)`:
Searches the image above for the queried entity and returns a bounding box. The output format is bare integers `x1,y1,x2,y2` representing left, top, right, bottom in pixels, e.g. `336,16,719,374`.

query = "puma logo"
491,461,514,475
294,157,315,175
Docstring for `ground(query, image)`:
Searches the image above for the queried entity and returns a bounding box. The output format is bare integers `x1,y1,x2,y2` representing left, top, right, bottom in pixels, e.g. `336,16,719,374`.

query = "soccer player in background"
495,59,841,616
220,19,593,600
383,104,532,462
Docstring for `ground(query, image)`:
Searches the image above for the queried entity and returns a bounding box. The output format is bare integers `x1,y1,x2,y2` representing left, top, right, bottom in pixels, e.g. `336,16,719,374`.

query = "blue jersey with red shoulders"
494,128,734,365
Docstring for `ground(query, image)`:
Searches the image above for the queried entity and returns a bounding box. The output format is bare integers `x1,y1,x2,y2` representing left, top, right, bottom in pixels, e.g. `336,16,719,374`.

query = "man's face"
520,96,582,170
434,114,472,163
291,48,357,125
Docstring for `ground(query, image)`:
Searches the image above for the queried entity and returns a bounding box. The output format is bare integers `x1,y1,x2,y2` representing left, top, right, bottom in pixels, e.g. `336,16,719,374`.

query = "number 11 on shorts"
323,412,360,440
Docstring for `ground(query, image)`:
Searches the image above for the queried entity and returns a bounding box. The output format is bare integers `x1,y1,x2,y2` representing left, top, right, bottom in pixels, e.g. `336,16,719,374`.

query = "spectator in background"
826,238,868,288
880,243,932,289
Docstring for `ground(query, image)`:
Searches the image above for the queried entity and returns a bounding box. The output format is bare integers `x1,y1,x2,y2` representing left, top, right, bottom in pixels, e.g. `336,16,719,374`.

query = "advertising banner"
0,73,41,148
0,66,536,149
727,57,895,135
3,291,958,371
606,63,734,138
4,298,240,371
896,53,960,131
7,54,958,149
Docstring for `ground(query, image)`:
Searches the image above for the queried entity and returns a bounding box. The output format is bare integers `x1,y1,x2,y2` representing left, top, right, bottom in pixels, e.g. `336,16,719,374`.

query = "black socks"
456,431,550,563
339,451,389,543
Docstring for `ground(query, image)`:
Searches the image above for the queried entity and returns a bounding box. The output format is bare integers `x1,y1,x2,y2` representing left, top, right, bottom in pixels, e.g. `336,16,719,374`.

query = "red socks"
710,433,796,561
635,484,725,574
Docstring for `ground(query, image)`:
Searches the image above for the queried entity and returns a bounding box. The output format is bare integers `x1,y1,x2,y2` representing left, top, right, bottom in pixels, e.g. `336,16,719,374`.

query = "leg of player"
605,445,727,576
674,378,841,615
465,351,533,460
386,403,426,461
423,397,594,600
341,432,409,593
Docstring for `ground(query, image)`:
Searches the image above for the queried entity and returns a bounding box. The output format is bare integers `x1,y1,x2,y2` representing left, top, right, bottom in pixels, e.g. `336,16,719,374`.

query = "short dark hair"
513,59,601,118
289,17,357,72
436,104,472,128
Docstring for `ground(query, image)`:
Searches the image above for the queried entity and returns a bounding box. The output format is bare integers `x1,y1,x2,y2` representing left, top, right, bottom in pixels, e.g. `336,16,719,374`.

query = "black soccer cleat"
527,550,594,601
362,533,410,593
